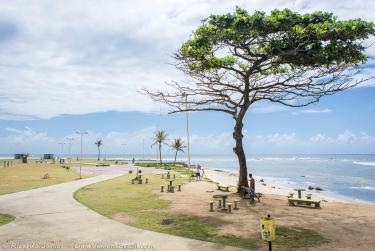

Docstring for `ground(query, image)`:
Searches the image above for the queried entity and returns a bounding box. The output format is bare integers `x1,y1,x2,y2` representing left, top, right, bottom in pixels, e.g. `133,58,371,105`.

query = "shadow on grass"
75,169,328,250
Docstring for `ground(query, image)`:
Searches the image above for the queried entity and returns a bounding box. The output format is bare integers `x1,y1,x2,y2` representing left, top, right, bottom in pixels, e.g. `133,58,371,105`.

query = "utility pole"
183,92,191,177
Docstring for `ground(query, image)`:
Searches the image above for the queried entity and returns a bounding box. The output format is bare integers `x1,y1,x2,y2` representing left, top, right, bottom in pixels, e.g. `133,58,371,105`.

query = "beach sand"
156,169,375,250
203,168,361,203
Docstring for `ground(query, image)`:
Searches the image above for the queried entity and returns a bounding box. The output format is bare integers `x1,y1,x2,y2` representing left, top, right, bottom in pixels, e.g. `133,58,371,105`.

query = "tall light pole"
76,131,88,179
66,137,75,160
58,142,66,159
183,92,191,174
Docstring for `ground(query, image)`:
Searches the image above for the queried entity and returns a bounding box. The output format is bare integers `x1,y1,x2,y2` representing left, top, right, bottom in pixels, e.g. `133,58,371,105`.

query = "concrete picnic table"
213,194,229,209
294,188,306,199
167,179,174,187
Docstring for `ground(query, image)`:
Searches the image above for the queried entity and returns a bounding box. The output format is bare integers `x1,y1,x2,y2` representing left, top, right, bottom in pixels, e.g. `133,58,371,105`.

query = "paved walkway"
0,164,243,251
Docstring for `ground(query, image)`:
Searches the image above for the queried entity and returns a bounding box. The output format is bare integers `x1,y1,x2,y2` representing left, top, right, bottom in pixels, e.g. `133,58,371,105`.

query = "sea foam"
353,161,375,167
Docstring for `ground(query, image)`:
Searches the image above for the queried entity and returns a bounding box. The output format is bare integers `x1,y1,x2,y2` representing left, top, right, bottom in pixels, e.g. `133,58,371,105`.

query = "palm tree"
171,138,185,165
94,139,103,160
152,130,168,165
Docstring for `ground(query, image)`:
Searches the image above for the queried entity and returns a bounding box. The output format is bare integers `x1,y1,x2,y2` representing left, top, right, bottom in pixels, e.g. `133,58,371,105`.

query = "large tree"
144,8,374,192
94,139,103,161
152,130,168,165
171,138,186,165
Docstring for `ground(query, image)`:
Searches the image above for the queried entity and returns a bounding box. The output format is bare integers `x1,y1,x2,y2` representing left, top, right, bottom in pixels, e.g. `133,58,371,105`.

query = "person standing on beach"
195,165,201,180
248,173,255,204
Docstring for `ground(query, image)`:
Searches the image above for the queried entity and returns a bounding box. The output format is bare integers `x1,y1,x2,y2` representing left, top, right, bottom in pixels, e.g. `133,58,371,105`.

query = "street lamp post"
182,92,192,178
58,142,66,159
75,131,88,179
66,137,75,160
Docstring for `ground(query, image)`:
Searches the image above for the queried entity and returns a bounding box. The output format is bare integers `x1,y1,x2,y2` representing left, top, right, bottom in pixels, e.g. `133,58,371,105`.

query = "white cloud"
0,0,373,120
1,126,375,154
292,108,332,115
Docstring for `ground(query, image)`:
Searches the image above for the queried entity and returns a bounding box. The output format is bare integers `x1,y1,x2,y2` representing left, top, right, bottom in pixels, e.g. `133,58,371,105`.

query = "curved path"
0,164,243,251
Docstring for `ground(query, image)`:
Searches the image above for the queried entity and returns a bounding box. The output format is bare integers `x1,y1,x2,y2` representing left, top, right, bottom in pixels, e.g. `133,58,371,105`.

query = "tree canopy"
144,8,374,191
146,8,373,115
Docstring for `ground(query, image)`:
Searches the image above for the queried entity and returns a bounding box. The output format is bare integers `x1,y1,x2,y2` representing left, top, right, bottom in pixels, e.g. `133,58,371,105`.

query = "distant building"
43,154,55,160
14,153,29,159
14,153,29,163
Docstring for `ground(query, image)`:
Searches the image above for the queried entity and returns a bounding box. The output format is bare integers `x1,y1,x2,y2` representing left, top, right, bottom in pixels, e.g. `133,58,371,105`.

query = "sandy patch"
157,181,375,250
112,212,139,224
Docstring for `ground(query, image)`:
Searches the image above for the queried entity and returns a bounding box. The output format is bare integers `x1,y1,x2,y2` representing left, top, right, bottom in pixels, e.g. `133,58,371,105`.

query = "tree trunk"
174,150,177,165
159,143,162,165
233,119,248,193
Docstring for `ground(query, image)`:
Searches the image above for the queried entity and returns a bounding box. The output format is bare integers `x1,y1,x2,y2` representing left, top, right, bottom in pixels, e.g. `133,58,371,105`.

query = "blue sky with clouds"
0,0,374,155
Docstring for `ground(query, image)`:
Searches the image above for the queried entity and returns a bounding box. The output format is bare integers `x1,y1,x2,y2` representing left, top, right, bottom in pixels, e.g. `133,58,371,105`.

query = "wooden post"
227,203,232,213
209,201,214,212
160,185,164,192
268,214,272,251
234,200,239,210
178,185,181,191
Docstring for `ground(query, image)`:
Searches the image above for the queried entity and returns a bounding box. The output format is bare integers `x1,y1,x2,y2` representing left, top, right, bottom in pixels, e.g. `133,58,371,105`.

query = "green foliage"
75,173,328,250
135,163,192,176
274,226,329,248
152,129,169,165
75,174,258,250
178,7,373,73
94,139,103,147
0,213,15,226
171,138,185,152
152,130,168,145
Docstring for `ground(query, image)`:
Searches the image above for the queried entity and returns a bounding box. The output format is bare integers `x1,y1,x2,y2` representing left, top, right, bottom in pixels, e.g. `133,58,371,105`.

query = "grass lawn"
0,159,90,195
74,172,258,250
274,226,329,248
0,213,15,226
75,164,328,250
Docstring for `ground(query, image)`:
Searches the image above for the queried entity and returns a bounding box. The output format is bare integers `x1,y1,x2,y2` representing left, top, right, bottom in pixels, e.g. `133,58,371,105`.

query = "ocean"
1,153,374,203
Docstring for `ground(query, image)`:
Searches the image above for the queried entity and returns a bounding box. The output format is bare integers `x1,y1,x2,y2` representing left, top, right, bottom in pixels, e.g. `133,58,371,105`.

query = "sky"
0,0,374,156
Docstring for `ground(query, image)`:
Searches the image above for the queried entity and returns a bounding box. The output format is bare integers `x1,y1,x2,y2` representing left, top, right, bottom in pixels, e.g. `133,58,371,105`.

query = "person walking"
195,165,201,180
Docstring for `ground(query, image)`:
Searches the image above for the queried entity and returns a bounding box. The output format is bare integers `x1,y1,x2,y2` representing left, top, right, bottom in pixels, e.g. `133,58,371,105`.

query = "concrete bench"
241,186,261,202
216,183,229,192
288,198,320,208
